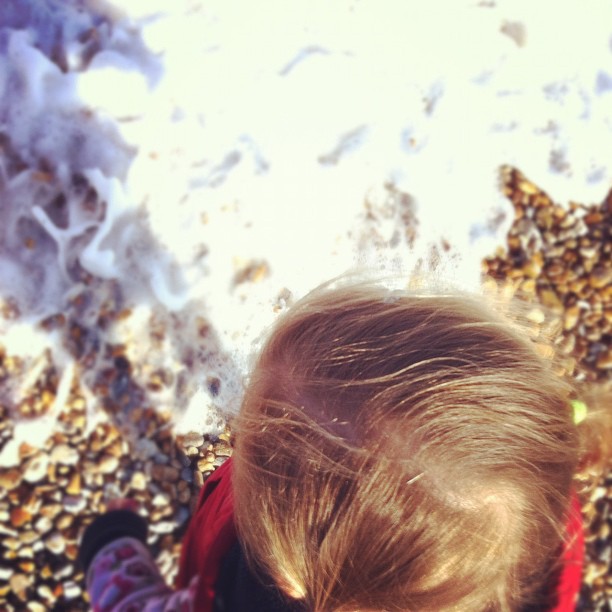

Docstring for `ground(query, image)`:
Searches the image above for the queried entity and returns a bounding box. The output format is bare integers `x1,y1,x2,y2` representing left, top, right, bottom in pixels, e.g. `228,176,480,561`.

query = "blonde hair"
233,282,607,611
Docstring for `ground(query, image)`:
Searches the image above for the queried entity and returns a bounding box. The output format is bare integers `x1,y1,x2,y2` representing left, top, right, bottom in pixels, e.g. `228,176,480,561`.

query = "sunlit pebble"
45,531,66,555
37,584,55,603
62,496,86,515
152,492,171,507
9,573,31,601
0,468,22,490
196,459,214,473
50,444,80,466
34,516,53,535
66,472,82,496
55,514,72,530
63,581,82,600
0,525,16,541
97,455,120,474
130,471,147,491
23,453,49,484
3,537,19,551
39,503,63,520
54,563,74,580
10,507,32,528
20,530,39,546
149,520,176,534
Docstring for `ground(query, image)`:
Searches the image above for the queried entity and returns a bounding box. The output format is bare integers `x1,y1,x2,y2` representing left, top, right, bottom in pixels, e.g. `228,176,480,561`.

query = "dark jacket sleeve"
78,509,148,574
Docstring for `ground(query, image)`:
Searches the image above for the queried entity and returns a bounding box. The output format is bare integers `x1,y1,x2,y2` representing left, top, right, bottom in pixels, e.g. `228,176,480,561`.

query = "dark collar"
214,540,306,612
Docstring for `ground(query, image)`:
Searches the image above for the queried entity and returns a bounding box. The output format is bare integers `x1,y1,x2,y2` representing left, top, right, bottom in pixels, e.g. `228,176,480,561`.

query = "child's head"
233,283,581,611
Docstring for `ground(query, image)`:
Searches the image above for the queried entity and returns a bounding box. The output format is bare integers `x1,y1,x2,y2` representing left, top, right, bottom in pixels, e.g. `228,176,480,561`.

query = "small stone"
3,537,19,550
53,563,74,580
9,573,31,601
164,465,180,480
41,565,53,579
45,531,66,555
19,442,38,459
10,507,32,528
84,471,104,489
563,306,580,331
37,584,56,603
19,530,38,545
596,350,612,370
50,444,79,466
0,566,12,580
180,468,193,483
153,453,169,465
152,464,180,481
63,581,81,600
27,602,45,612
0,468,22,490
176,506,191,526
65,543,79,561
518,180,539,195
22,491,42,515
149,520,175,534
135,438,158,459
55,514,72,530
197,459,214,472
182,432,204,448
178,453,192,467
214,441,232,457
0,524,17,538
185,446,199,457
152,493,170,508
130,471,147,491
106,439,125,458
34,516,53,535
66,472,81,495
98,455,120,474
23,453,49,484
40,504,63,520
178,488,191,504
538,288,564,313
589,266,612,289
63,496,86,514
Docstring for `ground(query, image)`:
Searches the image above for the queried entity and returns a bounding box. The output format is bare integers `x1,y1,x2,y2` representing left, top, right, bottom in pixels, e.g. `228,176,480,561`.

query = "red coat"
176,458,237,612
176,458,584,612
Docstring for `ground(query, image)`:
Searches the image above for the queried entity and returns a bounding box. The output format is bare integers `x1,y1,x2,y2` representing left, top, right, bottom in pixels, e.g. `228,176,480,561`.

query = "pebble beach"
0,1,611,610
0,167,610,611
